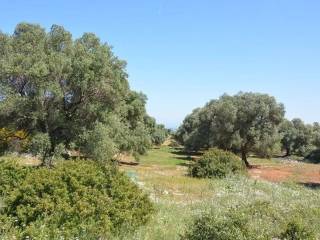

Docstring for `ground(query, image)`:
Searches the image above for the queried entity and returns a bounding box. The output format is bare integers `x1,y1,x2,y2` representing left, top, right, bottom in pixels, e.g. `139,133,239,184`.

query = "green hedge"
0,160,153,239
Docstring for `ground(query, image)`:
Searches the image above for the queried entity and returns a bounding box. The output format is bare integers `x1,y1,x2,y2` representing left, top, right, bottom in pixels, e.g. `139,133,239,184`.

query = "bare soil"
249,163,320,184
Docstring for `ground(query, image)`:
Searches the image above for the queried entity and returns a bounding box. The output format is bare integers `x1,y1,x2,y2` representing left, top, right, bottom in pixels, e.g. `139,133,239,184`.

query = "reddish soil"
249,163,320,184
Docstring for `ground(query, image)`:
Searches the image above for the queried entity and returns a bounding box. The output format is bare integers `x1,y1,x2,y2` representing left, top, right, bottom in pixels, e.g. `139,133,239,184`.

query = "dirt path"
249,163,320,184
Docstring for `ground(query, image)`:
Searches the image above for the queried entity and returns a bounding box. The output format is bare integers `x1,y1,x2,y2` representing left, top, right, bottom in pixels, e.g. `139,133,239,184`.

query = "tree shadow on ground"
170,148,196,167
177,162,192,167
299,182,320,190
171,149,202,156
174,156,193,161
175,156,194,167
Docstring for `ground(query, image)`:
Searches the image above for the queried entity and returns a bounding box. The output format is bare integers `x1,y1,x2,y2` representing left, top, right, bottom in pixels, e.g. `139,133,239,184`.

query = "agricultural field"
119,146,320,240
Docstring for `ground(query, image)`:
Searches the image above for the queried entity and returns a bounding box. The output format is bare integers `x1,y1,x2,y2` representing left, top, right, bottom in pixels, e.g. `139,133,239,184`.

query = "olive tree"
177,92,285,167
312,122,320,148
0,23,163,164
279,118,315,156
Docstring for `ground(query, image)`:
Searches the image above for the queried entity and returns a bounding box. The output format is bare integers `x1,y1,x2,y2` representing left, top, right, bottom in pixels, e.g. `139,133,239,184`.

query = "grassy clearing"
119,146,320,240
121,146,212,202
138,146,191,166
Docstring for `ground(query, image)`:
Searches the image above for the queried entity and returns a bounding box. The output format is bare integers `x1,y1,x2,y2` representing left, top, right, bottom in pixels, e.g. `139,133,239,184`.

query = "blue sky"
1,0,320,128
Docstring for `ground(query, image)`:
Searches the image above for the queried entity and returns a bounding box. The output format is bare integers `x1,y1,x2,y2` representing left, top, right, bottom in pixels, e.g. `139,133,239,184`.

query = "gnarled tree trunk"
241,148,251,168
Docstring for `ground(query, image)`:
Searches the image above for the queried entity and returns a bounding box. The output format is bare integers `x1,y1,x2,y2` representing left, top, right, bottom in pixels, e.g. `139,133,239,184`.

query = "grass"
249,156,282,165
119,146,320,240
121,146,212,202
138,146,192,166
118,175,320,240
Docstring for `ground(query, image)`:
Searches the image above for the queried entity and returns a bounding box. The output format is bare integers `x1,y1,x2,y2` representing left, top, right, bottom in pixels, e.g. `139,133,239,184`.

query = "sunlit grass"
119,175,320,240
249,156,281,165
138,146,190,166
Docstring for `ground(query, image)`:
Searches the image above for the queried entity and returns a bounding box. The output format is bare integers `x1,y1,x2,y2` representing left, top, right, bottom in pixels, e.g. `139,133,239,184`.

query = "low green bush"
188,148,246,178
0,160,153,239
181,210,256,240
182,205,317,240
0,160,31,196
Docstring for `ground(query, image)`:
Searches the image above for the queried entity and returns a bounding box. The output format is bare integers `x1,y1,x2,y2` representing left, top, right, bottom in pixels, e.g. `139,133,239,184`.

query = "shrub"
0,160,153,239
0,160,31,196
305,149,320,163
189,148,246,178
182,204,317,240
181,210,255,240
182,212,316,240
280,220,316,240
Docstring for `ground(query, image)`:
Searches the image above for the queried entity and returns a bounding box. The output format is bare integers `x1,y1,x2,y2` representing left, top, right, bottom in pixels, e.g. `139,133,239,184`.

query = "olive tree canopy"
176,92,285,167
0,23,167,163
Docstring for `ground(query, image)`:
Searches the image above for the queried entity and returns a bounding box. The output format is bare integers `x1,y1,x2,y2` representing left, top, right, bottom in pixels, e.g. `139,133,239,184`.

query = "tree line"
176,92,320,167
0,23,319,167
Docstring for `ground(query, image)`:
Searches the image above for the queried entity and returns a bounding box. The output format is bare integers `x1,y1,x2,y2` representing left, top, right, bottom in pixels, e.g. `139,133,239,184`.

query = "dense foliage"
182,211,253,240
176,92,320,164
0,160,153,239
182,203,316,240
176,92,285,166
189,148,246,178
305,149,320,163
0,23,168,164
279,119,316,157
313,123,320,148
